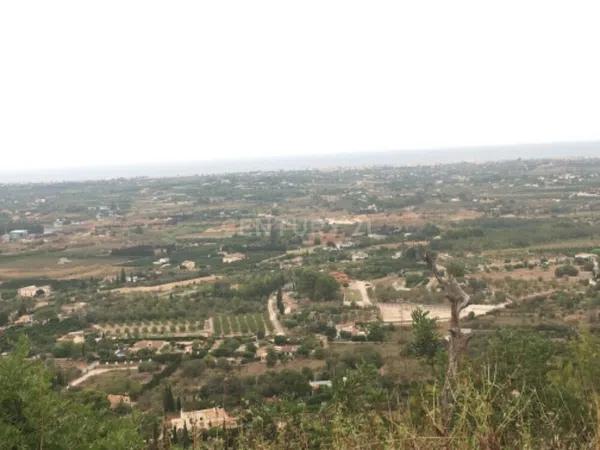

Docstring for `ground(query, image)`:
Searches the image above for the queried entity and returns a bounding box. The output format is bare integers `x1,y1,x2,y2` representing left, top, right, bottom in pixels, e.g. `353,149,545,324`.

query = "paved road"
267,293,286,336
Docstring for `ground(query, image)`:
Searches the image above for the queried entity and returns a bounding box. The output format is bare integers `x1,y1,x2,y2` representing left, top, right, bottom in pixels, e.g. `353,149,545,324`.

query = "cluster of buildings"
170,407,237,431
256,344,300,362
335,322,367,339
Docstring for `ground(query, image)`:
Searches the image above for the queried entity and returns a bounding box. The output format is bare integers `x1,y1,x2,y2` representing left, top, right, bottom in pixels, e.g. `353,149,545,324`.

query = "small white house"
8,229,29,241
351,251,368,262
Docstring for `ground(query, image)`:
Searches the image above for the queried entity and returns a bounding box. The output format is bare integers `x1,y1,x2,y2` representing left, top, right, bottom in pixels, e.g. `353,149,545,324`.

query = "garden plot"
212,313,271,337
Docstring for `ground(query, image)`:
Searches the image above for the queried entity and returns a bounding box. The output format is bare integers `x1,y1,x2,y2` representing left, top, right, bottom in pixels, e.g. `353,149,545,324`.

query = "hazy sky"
1,1,599,171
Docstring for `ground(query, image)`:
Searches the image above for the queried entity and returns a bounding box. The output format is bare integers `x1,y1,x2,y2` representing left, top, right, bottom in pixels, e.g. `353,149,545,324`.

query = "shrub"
555,265,579,278
182,359,206,377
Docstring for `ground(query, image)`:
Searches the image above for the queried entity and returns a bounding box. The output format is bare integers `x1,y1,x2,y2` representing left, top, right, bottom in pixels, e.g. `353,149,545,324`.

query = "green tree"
409,307,440,366
367,323,385,342
294,269,340,301
555,264,579,278
0,337,142,449
266,348,278,367
182,421,191,448
163,385,176,412
181,359,206,378
445,260,465,278
276,288,284,315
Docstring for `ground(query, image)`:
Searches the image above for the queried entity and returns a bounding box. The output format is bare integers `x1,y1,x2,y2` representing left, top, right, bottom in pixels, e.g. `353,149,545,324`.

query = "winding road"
68,364,138,388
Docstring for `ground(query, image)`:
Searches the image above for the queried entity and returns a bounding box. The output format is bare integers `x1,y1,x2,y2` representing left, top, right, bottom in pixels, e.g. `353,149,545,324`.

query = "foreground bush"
0,338,143,450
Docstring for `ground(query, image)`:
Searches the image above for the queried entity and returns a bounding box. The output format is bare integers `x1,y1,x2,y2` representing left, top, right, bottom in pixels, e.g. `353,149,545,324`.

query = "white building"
171,408,237,431
222,252,246,264
351,251,368,262
180,260,196,270
18,285,52,298
8,229,29,241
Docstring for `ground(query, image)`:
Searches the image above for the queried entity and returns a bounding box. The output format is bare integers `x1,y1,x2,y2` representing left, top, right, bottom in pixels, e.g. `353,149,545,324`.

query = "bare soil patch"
111,275,219,294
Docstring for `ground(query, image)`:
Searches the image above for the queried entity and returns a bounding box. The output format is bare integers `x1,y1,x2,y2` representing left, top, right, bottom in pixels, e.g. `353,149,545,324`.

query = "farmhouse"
180,260,196,270
335,322,366,338
107,394,132,409
309,380,333,391
8,229,29,241
222,252,246,264
18,285,52,298
351,251,369,262
575,253,596,264
171,408,237,431
274,345,300,358
174,341,195,354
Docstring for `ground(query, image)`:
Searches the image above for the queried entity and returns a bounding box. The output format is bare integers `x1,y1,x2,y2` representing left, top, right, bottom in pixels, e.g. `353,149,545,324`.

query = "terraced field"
95,319,211,338
212,313,272,337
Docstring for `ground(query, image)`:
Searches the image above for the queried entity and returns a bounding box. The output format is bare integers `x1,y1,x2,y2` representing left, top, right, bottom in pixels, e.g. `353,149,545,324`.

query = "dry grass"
237,358,326,377
111,275,219,294
0,254,125,280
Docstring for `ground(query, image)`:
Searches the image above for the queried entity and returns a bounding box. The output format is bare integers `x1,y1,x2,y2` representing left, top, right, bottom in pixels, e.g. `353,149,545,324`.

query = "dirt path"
68,365,138,387
515,289,557,302
378,301,511,324
111,275,218,294
378,289,558,324
267,293,286,336
349,280,373,307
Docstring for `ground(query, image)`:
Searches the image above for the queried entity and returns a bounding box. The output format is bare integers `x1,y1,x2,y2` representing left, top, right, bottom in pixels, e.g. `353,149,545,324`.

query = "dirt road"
111,275,218,294
68,364,138,388
267,293,286,335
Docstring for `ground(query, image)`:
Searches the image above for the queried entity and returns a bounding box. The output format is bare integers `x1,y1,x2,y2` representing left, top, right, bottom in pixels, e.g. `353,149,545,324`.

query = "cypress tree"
163,385,175,412
182,422,191,448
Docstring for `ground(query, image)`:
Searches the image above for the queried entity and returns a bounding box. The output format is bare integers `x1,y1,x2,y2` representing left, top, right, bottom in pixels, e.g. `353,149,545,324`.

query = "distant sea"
2,141,600,184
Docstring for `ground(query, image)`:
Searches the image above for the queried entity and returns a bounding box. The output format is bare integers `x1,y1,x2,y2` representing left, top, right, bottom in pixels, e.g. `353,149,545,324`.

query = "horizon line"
2,139,600,184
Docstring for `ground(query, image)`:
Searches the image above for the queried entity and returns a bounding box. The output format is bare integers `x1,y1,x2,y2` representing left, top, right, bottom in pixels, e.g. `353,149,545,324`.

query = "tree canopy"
0,337,142,449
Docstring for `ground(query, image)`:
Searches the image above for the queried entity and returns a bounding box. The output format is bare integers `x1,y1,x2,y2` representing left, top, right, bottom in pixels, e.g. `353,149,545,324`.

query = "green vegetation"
293,269,340,301
408,307,440,365
0,338,142,449
5,158,600,447
555,264,579,277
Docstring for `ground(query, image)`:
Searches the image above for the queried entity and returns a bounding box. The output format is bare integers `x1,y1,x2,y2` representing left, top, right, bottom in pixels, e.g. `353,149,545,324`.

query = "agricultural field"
94,319,211,338
212,313,270,337
4,157,600,447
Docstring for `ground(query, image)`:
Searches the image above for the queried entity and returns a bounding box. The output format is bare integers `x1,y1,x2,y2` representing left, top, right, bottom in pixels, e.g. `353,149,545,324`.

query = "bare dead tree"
425,251,471,430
